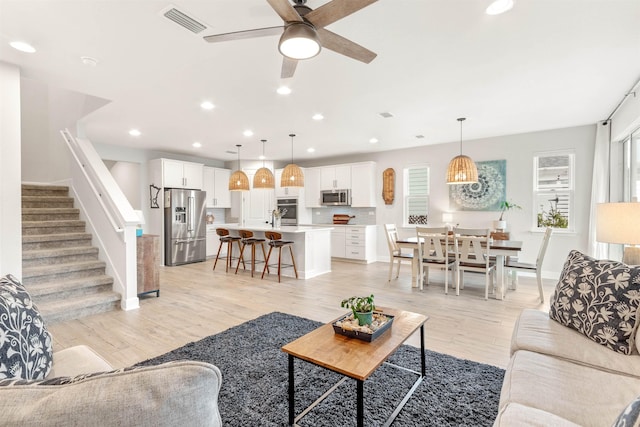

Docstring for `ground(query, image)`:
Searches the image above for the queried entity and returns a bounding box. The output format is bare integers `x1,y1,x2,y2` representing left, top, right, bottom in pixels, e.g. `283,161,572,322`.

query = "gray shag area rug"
136,312,504,426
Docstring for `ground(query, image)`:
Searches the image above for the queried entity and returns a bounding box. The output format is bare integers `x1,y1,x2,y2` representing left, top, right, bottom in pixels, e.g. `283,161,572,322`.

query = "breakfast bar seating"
261,231,298,282
212,228,242,273
235,230,267,277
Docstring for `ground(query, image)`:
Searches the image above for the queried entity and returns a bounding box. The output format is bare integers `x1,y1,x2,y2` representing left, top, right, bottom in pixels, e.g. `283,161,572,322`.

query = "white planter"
493,220,507,231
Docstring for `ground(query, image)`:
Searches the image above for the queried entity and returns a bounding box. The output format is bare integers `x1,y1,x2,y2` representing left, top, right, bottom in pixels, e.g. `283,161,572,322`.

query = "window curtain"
588,120,611,258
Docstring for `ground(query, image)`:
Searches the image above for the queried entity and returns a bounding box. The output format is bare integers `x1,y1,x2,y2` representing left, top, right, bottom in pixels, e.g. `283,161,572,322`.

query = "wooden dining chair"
505,227,553,303
384,224,413,282
415,226,457,293
454,228,496,299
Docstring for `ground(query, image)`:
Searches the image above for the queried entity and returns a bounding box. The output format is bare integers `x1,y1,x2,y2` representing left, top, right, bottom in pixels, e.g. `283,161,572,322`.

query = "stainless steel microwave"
321,189,351,206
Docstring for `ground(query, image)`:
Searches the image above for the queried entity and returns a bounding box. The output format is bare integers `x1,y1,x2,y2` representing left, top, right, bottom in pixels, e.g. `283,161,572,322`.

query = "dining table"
396,237,523,300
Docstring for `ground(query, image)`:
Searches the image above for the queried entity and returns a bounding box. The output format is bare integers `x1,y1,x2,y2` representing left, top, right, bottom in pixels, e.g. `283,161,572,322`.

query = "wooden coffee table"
281,307,428,426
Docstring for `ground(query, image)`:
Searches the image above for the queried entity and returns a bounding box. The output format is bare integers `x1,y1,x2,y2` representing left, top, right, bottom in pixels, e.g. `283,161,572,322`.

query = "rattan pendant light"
281,133,304,187
253,139,275,189
229,144,250,191
446,118,478,184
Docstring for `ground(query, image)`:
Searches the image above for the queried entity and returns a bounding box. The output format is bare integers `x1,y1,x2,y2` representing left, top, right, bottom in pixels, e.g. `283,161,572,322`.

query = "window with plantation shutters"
403,166,430,227
534,151,574,231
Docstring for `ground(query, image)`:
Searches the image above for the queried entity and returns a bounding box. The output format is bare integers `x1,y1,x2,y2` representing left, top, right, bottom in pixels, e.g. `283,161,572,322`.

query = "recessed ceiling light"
307,148,315,153
200,101,215,110
243,130,254,137
129,129,141,137
486,0,514,15
192,142,202,148
277,86,292,95
312,113,324,121
369,138,378,144
9,41,36,53
80,56,98,66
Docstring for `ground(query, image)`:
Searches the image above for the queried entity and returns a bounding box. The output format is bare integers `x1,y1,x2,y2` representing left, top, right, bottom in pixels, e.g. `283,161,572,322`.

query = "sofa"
495,250,640,426
0,275,223,426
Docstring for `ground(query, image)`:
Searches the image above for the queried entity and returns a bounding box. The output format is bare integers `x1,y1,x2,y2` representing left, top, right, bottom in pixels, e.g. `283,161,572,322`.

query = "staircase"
21,184,121,324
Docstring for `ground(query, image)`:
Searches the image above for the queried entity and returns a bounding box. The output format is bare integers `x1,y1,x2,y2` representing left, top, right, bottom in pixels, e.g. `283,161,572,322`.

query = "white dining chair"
384,224,413,282
415,226,457,293
505,227,553,303
454,228,496,299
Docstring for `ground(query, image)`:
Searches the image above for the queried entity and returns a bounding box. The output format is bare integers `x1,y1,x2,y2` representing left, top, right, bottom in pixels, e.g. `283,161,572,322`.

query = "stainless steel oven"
276,198,298,225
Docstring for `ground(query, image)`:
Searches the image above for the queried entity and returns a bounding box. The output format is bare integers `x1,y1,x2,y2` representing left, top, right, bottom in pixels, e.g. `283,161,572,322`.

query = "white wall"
611,82,640,141
300,124,596,277
106,161,141,210
0,62,23,277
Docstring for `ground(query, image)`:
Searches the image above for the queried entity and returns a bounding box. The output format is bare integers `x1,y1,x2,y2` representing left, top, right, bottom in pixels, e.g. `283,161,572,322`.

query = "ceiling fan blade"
204,26,283,43
305,0,378,29
267,0,303,23
317,28,376,64
281,57,298,78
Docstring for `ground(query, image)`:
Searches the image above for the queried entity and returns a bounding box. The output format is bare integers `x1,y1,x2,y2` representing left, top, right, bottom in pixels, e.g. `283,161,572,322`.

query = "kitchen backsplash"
311,207,377,225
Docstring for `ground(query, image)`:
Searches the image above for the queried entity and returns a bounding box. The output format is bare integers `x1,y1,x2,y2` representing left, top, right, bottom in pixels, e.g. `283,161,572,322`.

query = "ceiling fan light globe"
279,22,321,60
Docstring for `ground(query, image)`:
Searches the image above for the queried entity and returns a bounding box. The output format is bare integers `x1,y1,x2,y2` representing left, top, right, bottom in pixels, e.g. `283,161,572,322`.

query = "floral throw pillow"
549,250,640,355
0,274,53,379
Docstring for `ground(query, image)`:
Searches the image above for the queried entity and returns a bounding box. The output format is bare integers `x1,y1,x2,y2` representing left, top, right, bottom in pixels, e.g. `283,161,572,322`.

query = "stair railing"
60,129,140,311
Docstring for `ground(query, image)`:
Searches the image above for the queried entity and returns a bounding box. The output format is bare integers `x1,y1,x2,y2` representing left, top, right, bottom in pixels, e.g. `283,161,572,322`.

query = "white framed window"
403,165,430,227
533,151,574,231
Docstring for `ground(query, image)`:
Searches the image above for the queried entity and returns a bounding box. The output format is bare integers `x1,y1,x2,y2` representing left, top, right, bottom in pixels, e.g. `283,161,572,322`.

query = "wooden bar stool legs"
212,228,242,273
234,230,267,278
261,231,299,282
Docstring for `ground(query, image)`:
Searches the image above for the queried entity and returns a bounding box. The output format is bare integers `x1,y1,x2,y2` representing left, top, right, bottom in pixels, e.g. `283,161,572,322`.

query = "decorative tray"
332,312,394,342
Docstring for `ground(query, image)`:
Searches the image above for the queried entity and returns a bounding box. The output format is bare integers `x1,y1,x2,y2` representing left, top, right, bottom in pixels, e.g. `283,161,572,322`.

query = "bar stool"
235,230,267,277
213,228,243,273
261,231,298,283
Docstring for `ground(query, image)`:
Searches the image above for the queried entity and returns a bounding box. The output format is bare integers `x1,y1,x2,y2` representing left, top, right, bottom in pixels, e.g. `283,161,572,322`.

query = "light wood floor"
48,259,555,369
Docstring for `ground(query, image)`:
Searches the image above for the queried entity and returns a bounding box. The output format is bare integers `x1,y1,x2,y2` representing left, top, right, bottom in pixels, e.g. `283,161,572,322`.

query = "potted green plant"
341,294,375,326
494,201,522,231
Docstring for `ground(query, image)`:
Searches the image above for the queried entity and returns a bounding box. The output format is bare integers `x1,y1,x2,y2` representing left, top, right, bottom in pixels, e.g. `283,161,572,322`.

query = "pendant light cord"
457,117,466,155
236,144,242,170
289,133,296,164
261,139,266,167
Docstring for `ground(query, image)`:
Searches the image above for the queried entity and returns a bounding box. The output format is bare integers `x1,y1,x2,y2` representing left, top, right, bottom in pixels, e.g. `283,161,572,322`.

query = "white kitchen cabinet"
330,225,377,263
350,162,377,207
205,227,219,258
161,158,203,189
275,168,301,198
320,165,351,190
304,167,322,208
330,228,346,258
203,166,231,208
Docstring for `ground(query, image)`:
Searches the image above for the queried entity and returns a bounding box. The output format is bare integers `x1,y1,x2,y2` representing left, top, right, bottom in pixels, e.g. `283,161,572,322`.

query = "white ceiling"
1,0,639,162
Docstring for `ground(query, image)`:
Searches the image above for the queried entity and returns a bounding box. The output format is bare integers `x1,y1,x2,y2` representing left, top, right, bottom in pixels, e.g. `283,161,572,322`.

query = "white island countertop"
225,224,333,233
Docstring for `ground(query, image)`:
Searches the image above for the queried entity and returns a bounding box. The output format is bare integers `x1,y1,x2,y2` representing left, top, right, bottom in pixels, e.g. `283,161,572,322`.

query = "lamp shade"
229,170,249,191
278,22,321,60
253,167,275,189
281,163,304,188
596,203,640,244
446,155,478,184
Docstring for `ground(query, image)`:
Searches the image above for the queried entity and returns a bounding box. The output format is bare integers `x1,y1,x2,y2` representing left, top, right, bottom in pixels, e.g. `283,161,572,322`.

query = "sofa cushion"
612,395,640,427
499,350,640,426
494,402,581,427
0,360,223,427
0,274,53,379
511,309,640,378
48,345,113,378
549,250,640,355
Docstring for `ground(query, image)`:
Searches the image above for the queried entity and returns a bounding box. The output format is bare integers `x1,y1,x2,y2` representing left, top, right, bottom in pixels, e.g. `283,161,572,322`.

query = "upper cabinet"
304,167,322,208
350,162,376,207
320,165,351,190
275,168,301,198
161,159,203,190
203,166,231,208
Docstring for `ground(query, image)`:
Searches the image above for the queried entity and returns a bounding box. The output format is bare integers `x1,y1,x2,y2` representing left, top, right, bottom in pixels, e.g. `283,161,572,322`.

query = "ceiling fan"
203,0,377,78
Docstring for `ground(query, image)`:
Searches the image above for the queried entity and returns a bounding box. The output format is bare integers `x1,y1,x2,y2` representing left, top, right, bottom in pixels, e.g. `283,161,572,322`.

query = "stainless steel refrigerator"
164,188,206,266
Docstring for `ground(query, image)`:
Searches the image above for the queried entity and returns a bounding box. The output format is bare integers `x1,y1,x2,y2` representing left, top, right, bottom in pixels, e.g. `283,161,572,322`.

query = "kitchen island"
224,225,333,279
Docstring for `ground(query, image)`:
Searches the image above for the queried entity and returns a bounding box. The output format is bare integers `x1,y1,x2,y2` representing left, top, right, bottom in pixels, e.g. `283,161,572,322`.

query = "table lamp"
596,202,640,265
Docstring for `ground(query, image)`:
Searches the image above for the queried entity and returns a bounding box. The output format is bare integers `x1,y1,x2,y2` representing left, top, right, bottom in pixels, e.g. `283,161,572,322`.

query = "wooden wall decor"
382,168,395,205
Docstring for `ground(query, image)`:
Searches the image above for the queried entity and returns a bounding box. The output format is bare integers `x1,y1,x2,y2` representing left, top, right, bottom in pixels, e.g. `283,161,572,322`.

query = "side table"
137,234,160,297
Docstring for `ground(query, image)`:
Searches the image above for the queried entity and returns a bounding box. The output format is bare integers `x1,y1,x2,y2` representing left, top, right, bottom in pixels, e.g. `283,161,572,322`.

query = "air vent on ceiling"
163,6,208,34
379,112,394,118
225,150,237,155
415,135,425,139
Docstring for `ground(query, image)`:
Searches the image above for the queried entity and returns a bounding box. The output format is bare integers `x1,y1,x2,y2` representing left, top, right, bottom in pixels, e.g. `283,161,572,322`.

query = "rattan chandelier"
228,144,250,191
281,134,304,188
253,139,275,189
446,118,478,184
